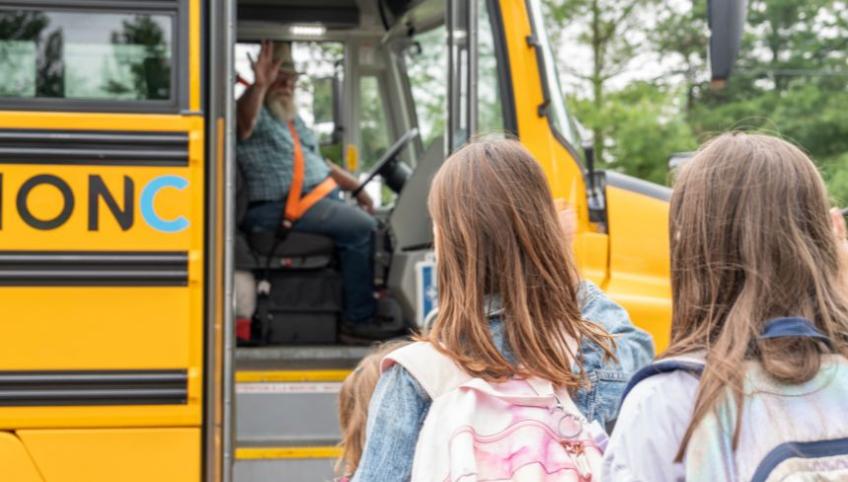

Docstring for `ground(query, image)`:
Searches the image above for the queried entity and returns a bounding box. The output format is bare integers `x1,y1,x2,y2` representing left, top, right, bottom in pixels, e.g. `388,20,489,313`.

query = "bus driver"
236,40,397,341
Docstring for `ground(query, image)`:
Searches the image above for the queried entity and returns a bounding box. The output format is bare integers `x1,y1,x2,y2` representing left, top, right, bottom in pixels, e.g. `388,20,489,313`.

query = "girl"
337,340,411,481
351,139,654,481
603,133,848,481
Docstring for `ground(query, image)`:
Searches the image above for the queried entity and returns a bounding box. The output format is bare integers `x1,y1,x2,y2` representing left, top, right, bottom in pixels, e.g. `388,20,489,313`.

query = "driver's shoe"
339,316,407,344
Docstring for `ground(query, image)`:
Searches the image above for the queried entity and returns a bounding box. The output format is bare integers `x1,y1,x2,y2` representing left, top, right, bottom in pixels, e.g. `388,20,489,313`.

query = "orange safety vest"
283,121,338,227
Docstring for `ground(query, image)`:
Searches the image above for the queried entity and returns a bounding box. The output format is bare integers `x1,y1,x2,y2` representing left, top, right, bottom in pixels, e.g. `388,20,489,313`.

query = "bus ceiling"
236,0,443,40
237,0,360,30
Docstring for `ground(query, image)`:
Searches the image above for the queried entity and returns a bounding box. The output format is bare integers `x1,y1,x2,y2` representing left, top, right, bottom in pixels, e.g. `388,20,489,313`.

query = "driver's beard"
265,92,297,124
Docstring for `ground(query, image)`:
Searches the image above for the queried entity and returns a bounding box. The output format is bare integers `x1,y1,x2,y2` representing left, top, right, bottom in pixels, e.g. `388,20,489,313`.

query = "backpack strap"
382,342,472,399
620,356,705,405
383,343,572,408
619,317,830,407
759,316,832,347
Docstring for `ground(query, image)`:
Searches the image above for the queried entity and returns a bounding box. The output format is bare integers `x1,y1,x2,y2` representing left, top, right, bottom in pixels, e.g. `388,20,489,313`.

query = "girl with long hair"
603,132,848,481
350,139,654,481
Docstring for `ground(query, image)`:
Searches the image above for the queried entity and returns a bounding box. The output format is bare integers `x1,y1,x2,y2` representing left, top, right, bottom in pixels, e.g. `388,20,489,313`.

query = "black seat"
240,231,335,270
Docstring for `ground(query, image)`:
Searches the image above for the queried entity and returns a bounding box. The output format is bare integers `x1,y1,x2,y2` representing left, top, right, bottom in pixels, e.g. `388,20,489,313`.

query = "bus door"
0,1,207,480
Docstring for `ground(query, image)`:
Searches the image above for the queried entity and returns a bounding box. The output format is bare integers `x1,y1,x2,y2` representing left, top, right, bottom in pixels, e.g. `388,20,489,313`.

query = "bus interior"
232,0,509,350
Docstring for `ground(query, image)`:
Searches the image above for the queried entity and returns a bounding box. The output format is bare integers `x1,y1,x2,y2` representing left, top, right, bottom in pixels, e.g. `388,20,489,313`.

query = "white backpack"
383,342,608,482
620,317,848,482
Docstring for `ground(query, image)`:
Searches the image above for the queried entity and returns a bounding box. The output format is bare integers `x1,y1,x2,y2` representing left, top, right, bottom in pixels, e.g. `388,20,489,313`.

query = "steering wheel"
351,128,419,197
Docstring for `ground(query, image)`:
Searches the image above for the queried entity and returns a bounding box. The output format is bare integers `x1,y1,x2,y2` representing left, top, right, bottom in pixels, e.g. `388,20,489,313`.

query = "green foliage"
546,0,848,199
822,152,848,206
569,83,697,184
107,15,171,100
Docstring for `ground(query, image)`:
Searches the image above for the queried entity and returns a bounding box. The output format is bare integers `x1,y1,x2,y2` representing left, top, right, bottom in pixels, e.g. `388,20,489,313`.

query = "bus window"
404,25,447,149
234,41,344,161
359,75,390,167
0,9,173,101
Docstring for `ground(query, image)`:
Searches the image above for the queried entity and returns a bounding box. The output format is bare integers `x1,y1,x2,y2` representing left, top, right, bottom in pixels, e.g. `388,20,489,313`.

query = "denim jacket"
351,280,655,482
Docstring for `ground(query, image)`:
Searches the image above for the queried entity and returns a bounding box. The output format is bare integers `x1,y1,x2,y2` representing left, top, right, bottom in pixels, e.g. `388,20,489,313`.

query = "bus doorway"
229,2,454,479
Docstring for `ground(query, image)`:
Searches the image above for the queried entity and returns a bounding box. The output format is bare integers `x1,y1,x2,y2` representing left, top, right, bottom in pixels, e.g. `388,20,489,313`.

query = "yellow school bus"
0,0,690,480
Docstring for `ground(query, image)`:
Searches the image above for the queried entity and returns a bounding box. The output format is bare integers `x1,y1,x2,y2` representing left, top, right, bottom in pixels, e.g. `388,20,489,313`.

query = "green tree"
548,0,848,197
544,0,658,164
106,15,171,99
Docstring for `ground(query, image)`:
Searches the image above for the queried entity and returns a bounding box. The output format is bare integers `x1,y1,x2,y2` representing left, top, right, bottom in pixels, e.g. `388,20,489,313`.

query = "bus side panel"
0,113,205,430
18,428,200,482
605,184,672,351
0,432,42,482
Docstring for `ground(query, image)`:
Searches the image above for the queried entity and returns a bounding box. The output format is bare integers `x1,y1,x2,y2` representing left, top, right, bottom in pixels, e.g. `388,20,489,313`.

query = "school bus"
0,0,742,480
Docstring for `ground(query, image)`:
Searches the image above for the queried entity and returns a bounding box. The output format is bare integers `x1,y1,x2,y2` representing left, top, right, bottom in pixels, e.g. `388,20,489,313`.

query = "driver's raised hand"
251,40,283,89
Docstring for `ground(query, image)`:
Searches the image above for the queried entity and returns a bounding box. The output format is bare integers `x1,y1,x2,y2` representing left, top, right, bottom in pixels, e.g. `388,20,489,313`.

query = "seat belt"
254,121,338,343
283,121,338,228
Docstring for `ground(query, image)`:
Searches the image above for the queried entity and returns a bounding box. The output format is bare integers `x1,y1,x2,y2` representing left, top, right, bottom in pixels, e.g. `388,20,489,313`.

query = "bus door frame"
446,0,478,151
204,0,236,479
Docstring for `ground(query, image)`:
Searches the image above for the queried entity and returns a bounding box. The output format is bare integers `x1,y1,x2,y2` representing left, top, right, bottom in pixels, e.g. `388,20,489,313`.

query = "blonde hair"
337,340,411,477
667,132,848,459
426,139,614,390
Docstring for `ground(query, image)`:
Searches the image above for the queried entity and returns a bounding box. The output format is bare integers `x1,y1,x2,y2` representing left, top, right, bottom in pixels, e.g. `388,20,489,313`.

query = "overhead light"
290,25,326,37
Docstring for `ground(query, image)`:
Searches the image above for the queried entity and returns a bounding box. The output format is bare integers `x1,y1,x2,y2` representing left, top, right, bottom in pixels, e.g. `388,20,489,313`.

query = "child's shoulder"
381,341,471,398
623,369,700,416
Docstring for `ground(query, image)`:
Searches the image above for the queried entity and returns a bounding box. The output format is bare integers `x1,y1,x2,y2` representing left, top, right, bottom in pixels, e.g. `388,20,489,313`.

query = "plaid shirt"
236,108,331,202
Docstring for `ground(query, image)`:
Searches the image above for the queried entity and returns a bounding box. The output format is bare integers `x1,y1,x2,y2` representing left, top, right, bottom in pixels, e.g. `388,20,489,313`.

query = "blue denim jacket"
351,280,655,482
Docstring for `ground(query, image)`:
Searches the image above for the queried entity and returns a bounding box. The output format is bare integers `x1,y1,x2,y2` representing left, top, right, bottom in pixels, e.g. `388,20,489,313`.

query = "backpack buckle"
550,393,564,413
557,413,583,439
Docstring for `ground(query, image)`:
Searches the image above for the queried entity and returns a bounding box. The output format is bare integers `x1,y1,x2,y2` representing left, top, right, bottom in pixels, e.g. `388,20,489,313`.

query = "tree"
544,0,659,164
106,15,171,99
545,0,848,198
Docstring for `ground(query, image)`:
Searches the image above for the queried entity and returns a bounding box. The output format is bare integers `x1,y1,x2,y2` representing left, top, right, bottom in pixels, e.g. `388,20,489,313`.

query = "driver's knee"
333,206,377,247
300,199,376,247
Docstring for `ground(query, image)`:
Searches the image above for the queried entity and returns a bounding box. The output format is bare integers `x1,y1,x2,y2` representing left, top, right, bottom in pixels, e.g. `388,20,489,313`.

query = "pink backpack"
382,342,608,482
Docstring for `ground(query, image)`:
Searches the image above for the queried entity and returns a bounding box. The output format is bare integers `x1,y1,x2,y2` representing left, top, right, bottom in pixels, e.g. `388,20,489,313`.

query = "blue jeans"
243,190,377,323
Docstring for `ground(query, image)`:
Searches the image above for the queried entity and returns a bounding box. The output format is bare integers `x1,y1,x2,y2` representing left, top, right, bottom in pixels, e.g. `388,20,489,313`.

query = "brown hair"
337,340,410,477
667,132,848,459
426,139,614,389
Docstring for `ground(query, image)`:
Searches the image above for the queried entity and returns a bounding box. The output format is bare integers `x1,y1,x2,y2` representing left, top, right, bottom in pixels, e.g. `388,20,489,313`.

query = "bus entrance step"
234,346,367,481
235,368,349,446
234,442,340,482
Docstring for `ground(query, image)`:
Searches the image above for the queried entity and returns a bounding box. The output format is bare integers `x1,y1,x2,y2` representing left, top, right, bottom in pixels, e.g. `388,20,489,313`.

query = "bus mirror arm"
583,141,607,227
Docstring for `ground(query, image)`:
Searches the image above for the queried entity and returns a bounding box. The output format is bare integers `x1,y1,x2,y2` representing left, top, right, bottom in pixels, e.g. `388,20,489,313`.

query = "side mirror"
708,0,748,87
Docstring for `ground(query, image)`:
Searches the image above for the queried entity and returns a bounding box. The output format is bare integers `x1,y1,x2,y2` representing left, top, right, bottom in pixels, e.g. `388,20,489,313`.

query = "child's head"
426,138,612,389
337,340,410,477
668,132,848,451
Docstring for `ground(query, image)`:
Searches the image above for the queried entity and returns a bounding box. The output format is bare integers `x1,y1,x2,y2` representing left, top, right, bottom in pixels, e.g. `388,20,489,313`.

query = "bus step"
234,441,340,482
234,347,367,481
235,368,349,446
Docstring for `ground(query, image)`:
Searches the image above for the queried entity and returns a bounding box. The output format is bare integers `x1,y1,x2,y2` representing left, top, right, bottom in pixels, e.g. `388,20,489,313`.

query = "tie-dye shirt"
603,355,848,482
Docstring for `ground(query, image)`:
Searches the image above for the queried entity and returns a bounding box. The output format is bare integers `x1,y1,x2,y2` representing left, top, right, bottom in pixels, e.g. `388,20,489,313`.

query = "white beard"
265,92,297,123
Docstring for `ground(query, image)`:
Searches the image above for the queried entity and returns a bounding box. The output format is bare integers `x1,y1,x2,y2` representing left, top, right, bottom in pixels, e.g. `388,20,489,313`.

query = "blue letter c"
141,175,189,233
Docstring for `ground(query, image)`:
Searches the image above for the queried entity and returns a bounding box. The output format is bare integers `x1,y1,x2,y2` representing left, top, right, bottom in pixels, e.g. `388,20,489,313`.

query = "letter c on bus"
140,175,189,233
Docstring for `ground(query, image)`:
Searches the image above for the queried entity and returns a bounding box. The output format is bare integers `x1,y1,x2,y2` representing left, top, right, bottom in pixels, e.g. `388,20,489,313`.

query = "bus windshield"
527,0,582,150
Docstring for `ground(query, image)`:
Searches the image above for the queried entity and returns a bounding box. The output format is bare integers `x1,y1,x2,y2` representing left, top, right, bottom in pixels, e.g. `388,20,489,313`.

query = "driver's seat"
235,163,336,269
235,163,341,345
